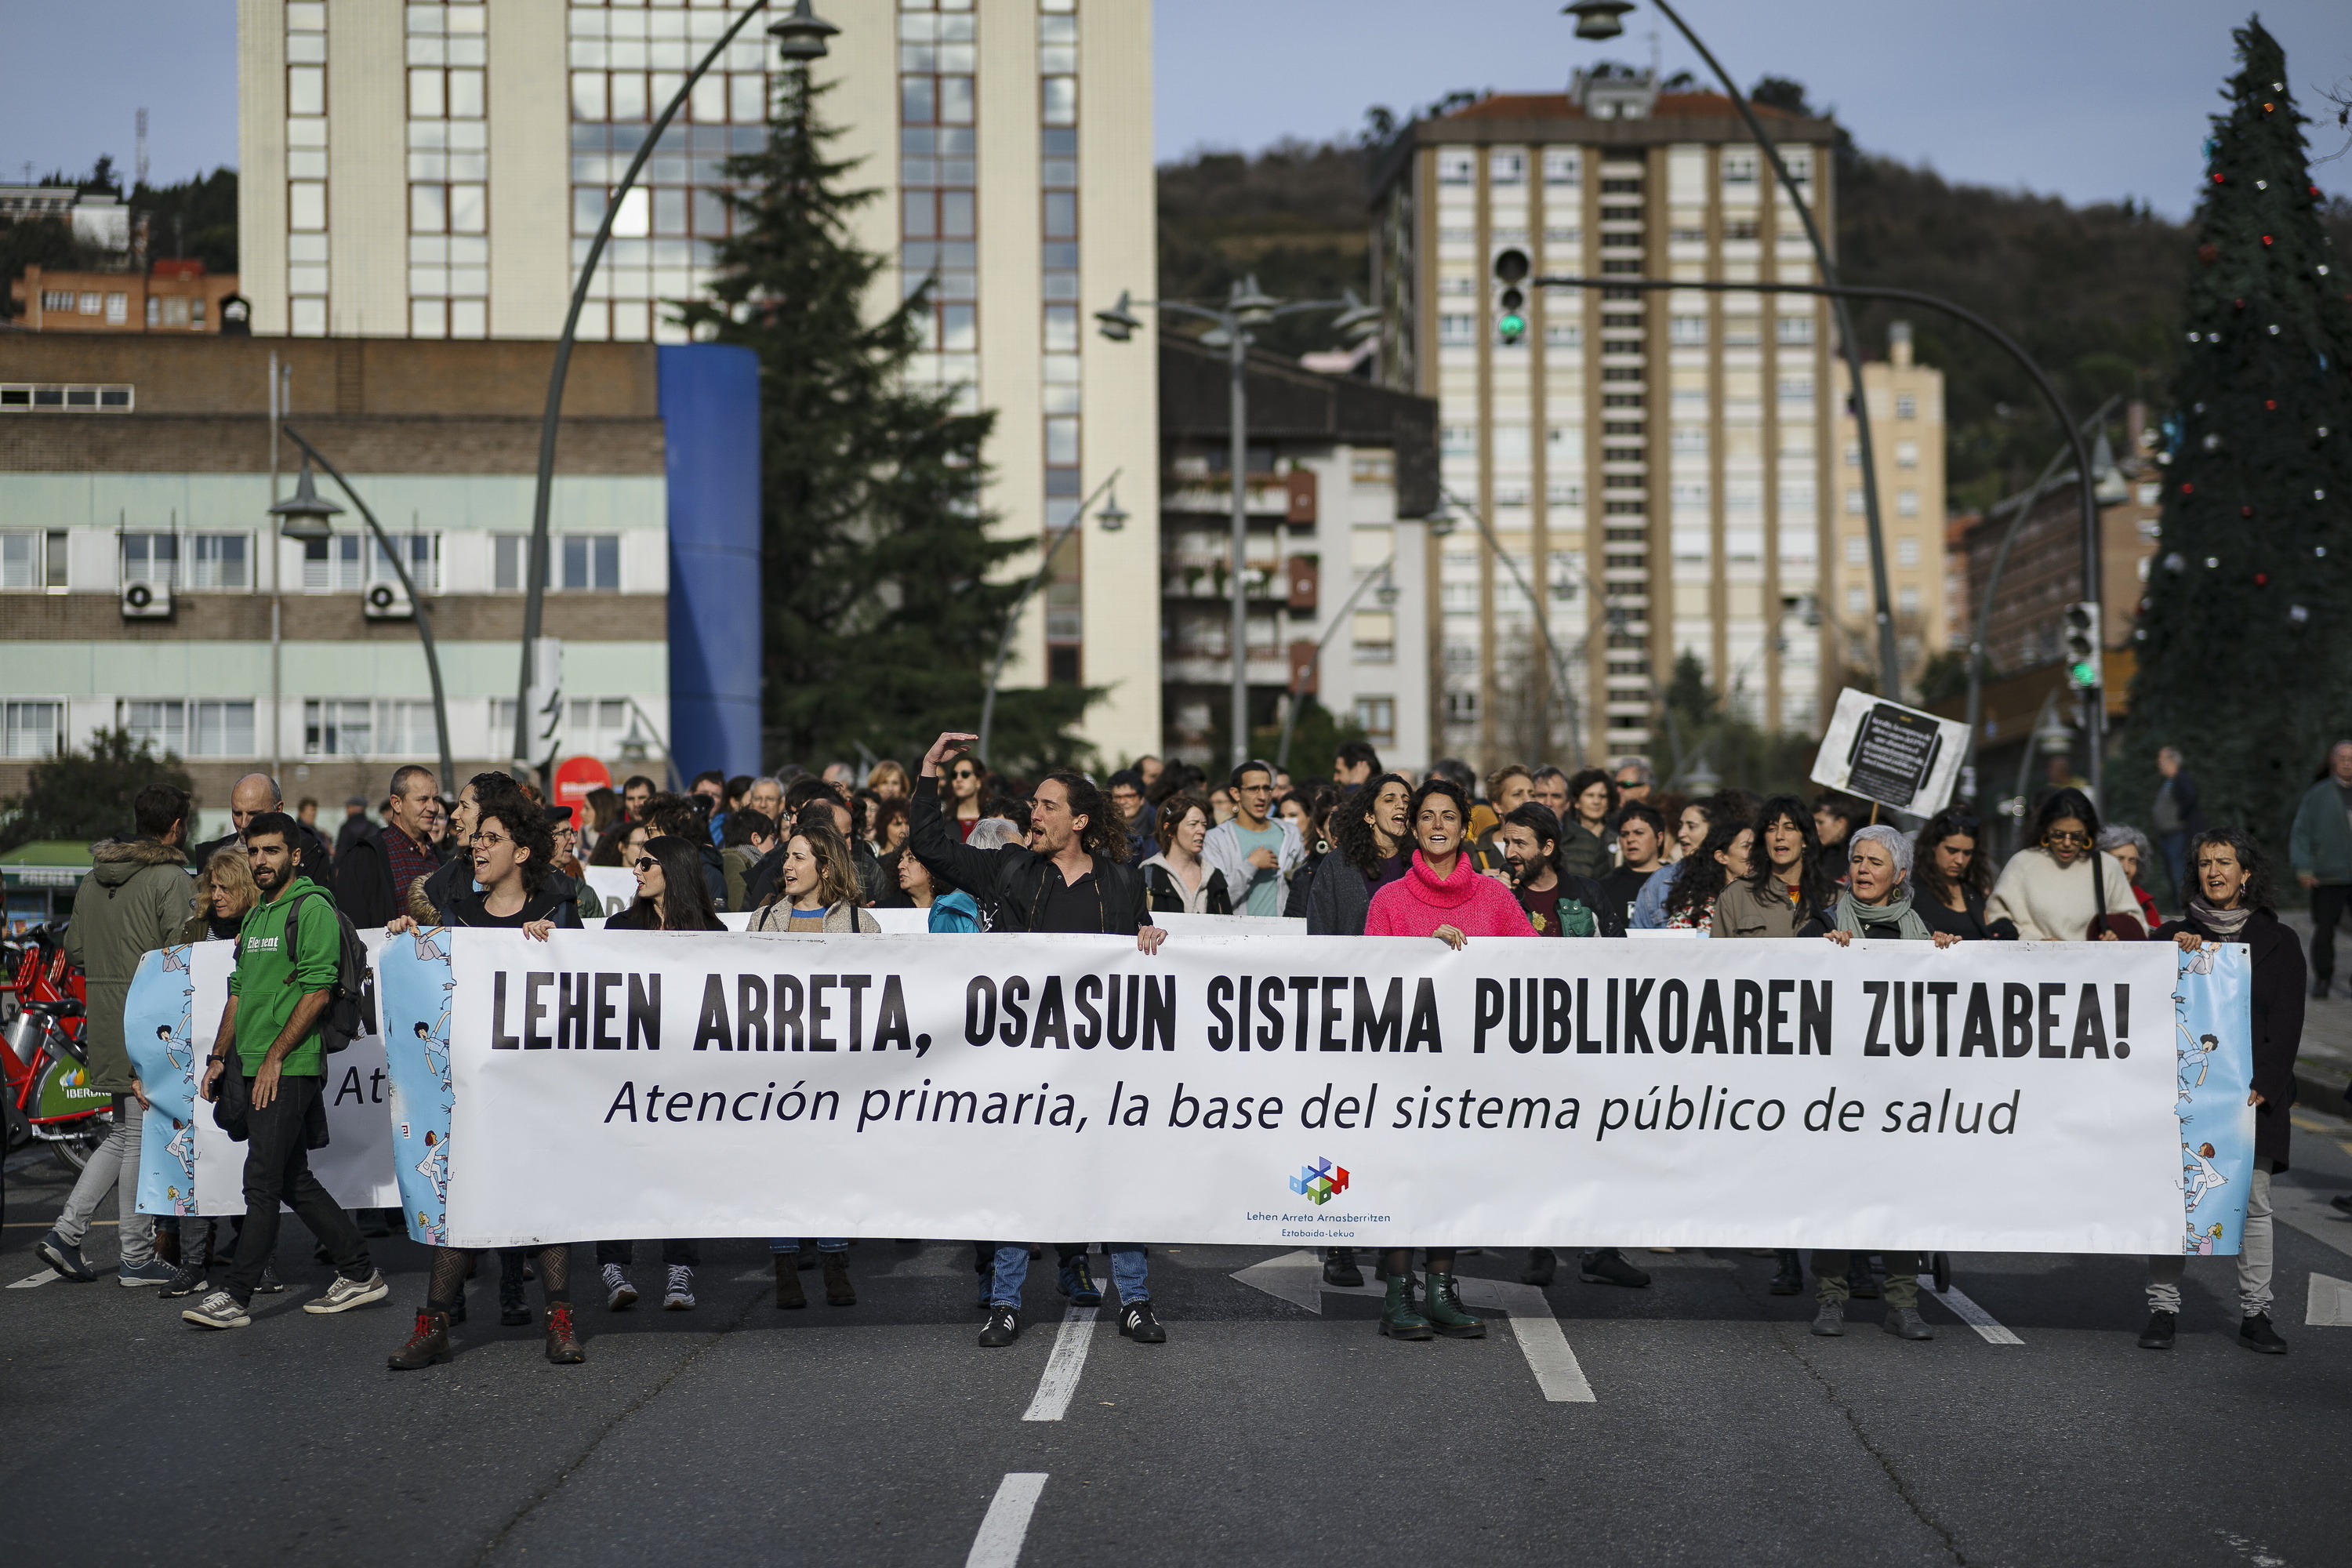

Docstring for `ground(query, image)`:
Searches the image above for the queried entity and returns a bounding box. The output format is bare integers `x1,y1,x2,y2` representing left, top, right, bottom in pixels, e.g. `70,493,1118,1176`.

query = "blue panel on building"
658,344,762,779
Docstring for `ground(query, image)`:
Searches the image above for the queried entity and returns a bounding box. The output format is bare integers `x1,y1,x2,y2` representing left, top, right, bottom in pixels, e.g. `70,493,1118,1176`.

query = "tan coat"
746,901,880,935
1711,877,1812,939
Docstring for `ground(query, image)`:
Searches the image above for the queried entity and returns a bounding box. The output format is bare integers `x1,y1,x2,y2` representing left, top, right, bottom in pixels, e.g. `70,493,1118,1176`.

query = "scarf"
2187,894,2253,939
1832,884,1931,942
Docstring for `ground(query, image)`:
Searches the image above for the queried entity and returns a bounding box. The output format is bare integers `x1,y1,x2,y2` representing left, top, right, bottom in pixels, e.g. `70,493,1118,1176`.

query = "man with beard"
1492,803,1650,1294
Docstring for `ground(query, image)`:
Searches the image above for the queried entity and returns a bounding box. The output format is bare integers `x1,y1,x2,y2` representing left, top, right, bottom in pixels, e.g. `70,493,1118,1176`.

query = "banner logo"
1289,1156,1348,1206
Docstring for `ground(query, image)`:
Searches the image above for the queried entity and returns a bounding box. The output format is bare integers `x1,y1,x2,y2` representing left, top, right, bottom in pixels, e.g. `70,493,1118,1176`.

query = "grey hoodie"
64,837,193,1092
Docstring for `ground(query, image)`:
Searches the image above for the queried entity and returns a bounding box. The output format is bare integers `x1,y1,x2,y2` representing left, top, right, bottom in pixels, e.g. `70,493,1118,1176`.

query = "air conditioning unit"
120,580,172,619
363,580,414,620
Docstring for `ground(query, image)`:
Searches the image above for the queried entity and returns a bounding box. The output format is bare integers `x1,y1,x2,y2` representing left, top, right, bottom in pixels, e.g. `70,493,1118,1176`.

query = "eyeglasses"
633,858,657,872
950,769,979,781
2045,829,2092,846
470,832,508,848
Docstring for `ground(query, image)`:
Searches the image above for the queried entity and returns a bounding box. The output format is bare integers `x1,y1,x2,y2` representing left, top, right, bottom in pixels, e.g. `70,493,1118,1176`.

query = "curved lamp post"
1098,280,1382,767
514,0,839,784
1565,0,1902,710
976,470,1127,765
1430,482,1592,770
274,432,456,793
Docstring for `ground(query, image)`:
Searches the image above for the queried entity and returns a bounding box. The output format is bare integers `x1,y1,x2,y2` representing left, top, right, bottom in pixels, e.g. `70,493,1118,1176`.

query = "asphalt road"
6,1109,2350,1568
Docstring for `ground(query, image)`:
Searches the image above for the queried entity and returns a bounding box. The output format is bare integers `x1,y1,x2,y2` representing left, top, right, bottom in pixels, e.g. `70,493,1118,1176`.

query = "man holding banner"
180,815,388,1331
909,731,1168,1349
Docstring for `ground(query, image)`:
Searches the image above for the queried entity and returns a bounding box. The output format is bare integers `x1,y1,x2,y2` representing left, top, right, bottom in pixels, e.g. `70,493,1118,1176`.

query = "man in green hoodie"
38,785,194,1287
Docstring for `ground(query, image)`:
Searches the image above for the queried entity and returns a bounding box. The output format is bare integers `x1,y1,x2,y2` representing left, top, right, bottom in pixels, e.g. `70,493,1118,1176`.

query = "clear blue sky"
4,1,2347,220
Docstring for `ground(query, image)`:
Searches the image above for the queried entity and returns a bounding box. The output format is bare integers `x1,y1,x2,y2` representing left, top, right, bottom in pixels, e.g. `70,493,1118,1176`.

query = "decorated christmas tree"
676,71,1094,771
2122,17,2352,849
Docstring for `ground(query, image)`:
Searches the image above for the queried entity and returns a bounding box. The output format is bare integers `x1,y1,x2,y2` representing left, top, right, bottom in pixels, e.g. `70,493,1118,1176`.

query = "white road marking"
8,1269,60,1290
1021,1308,1098,1421
1917,1275,2023,1345
966,1472,1049,1568
2307,1271,2352,1328
2270,1181,2352,1261
1229,1249,1595,1403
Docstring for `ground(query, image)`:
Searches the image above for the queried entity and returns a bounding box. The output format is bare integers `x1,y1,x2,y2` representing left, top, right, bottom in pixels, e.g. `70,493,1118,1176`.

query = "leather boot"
1421,1270,1486,1338
499,1266,532,1327
387,1308,452,1370
775,1254,807,1308
1378,1272,1434,1340
822,1250,856,1306
544,1303,585,1363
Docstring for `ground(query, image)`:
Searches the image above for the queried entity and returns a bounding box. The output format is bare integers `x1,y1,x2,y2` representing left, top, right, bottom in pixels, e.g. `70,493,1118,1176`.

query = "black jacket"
1522,873,1628,938
2154,908,2303,1170
443,881,586,930
333,819,443,929
1918,889,2017,942
420,855,585,928
1145,861,1232,915
907,775,1149,934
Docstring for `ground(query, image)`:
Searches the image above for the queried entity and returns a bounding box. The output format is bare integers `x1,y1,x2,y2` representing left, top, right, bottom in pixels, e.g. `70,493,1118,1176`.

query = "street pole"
977,469,1122,764
1532,269,2102,800
280,426,456,795
1436,482,1588,769
267,352,282,784
514,1,835,786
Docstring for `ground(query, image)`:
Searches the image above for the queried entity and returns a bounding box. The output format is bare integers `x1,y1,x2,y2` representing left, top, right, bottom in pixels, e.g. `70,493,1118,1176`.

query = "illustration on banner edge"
2171,944,2256,1254
378,930,456,1246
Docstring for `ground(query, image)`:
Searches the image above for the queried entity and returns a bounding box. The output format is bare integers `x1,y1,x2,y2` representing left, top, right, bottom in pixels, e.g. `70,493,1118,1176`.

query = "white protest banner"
125,938,400,1216
416,928,2230,1256
1810,687,1971,815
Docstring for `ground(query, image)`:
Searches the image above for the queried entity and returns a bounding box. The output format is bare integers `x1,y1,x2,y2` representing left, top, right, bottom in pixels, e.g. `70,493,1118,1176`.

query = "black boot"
1520,1247,1558,1287
499,1264,532,1327
1768,1250,1804,1295
1323,1247,1363,1287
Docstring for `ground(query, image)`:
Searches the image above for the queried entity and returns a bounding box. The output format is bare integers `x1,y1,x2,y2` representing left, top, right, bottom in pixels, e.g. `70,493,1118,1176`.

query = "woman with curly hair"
1304,772,1412,936
1711,794,1834,939
1911,806,2015,941
750,818,881,935
1663,819,1751,931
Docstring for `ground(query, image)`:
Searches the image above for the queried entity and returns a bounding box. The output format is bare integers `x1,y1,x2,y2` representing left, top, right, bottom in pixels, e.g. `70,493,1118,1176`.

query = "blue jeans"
769,1238,847,1252
987,1243,1147,1308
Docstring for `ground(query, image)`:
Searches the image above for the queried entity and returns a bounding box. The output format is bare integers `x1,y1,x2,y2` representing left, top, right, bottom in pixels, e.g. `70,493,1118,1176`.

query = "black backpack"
240,881,377,1054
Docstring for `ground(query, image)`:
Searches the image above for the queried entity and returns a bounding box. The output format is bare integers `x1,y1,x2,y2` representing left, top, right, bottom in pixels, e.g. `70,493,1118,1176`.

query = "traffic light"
1494,247,1530,345
2062,601,2101,689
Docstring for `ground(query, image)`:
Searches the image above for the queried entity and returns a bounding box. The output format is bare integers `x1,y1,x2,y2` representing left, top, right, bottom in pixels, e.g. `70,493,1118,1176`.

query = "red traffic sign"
551,755,612,828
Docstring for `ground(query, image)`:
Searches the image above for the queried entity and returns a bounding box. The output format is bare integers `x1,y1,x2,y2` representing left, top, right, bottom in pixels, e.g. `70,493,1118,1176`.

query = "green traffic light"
1497,312,1526,342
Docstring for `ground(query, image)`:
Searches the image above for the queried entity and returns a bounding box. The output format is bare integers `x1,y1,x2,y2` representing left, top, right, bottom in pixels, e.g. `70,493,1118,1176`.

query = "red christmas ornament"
2198,243,2219,264
2267,399,2278,411
2241,506,2255,517
2263,234,2274,246
2234,298,2247,310
2213,172,2227,183
2263,102,2274,112
2182,482,2196,495
2256,572,2269,586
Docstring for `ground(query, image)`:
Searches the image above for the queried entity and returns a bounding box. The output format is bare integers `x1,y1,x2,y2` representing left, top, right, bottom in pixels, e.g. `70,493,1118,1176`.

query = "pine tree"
2121,17,2352,849
676,72,1094,773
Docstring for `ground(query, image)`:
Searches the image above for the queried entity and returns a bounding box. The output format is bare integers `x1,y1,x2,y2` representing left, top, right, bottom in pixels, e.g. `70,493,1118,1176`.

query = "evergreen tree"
676,72,1095,773
2122,18,2352,848
0,731,194,854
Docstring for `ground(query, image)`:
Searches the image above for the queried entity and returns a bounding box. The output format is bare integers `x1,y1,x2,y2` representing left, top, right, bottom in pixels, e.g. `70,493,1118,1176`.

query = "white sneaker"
182,1290,251,1330
603,1262,637,1311
303,1269,390,1315
662,1265,695,1311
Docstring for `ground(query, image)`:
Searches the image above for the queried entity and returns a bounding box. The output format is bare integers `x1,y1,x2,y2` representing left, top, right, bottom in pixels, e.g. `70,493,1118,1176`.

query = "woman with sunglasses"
1985,786,2145,941
1910,806,2017,941
604,834,725,932
382,804,584,1369
944,753,990,842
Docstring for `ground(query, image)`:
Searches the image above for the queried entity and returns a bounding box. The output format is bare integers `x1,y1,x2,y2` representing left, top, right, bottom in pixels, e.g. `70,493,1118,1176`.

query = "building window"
1439,426,1475,457
1721,153,1759,186
1436,150,1474,186
1541,150,1579,187
1775,314,1813,345
303,532,441,593
561,533,620,590
286,1,330,335
1353,695,1396,743
1844,489,1867,517
1489,150,1524,184
1896,536,1919,567
1896,393,1918,420
1895,439,1919,468
187,534,250,590
119,699,256,758
304,700,372,757
120,532,179,587
1846,536,1867,564
1897,585,1920,615
1544,321,1581,348
4,701,66,758
1845,585,1867,615
2,530,57,588
1668,314,1705,345
1896,489,1919,518
1777,378,1814,405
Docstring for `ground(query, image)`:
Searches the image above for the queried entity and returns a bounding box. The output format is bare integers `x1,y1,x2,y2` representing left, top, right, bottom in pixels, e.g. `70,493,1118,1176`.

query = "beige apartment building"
1370,68,1870,769
232,0,1162,762
1829,321,1949,691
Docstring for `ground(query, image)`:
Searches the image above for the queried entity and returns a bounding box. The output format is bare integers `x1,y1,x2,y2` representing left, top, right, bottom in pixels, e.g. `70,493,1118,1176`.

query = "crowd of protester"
23,726,2328,1367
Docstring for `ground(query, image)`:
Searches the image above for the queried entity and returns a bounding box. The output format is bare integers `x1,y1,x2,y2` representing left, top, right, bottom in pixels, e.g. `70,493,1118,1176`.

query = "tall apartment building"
1828,321,1948,691
233,0,1161,761
1369,69,1844,770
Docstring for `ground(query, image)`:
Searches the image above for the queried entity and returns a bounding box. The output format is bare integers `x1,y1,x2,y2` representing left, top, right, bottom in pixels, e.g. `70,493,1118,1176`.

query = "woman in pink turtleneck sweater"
1364,782,1536,946
1358,778,1531,1346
